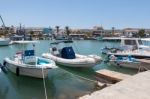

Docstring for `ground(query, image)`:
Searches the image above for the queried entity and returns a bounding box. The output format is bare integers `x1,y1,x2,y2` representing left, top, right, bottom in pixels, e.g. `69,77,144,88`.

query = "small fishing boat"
42,40,102,67
101,47,122,54
12,40,39,44
0,16,11,46
3,45,56,78
108,55,141,69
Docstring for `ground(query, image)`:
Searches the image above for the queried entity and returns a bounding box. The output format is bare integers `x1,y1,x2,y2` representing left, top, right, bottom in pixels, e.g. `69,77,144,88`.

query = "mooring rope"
73,42,80,54
62,68,97,83
42,67,48,99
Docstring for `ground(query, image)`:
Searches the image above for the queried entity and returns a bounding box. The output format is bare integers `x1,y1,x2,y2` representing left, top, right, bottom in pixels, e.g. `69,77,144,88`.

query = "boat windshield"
124,40,136,45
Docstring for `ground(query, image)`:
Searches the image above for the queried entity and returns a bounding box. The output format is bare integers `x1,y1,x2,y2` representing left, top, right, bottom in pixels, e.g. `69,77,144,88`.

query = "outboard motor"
16,67,20,76
3,61,6,66
0,62,8,73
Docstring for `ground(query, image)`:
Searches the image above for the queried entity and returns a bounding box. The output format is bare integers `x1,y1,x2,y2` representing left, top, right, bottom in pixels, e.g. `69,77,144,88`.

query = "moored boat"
3,43,56,78
108,55,141,69
101,47,122,54
108,38,150,59
42,40,102,67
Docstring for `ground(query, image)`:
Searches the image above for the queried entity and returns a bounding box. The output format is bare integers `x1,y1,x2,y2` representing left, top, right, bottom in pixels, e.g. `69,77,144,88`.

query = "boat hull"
4,58,50,78
109,61,141,69
110,54,150,59
42,53,102,67
108,50,150,59
0,39,10,46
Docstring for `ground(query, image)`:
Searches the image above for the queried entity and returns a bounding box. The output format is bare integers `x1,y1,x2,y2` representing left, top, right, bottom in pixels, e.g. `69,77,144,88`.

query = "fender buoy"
3,61,6,66
16,67,20,76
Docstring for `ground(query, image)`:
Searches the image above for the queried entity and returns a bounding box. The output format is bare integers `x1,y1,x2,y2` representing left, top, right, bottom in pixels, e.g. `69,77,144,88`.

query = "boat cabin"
120,38,150,50
15,50,50,65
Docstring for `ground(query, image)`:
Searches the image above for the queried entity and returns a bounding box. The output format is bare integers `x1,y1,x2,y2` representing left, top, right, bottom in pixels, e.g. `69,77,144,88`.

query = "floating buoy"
16,67,20,76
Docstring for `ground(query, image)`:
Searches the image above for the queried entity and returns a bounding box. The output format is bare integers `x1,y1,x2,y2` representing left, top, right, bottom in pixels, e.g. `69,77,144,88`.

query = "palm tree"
55,26,59,34
138,29,145,38
65,26,70,36
29,31,34,39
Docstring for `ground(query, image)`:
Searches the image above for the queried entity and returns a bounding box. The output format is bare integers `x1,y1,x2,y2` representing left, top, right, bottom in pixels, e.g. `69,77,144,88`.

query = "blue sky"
0,0,150,29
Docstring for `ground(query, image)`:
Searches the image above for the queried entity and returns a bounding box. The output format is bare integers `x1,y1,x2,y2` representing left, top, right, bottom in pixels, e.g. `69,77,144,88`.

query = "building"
0,26,16,37
92,26,105,37
123,28,139,37
25,27,53,40
69,34,85,39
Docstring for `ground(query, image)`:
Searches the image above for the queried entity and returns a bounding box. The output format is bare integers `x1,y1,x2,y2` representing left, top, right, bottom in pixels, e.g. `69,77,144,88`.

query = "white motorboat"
0,38,10,46
42,40,102,67
11,40,39,44
108,38,150,59
4,49,56,78
43,53,101,67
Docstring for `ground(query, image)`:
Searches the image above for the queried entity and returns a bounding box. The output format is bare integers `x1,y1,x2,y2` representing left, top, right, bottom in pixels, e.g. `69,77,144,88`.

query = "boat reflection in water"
1,66,96,99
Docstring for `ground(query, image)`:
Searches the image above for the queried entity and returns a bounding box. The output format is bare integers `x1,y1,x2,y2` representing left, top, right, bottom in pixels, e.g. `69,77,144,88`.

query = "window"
138,40,143,45
124,40,136,45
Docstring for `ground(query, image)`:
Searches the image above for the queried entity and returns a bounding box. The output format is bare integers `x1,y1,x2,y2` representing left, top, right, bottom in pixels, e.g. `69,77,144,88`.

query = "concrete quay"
80,71,150,99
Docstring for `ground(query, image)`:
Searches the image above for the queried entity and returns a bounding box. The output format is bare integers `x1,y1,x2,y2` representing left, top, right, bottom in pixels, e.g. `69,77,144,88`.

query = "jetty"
80,70,150,99
95,69,130,83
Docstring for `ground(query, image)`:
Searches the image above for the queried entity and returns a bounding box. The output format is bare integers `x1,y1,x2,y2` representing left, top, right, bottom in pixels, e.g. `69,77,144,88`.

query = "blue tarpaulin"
61,47,75,59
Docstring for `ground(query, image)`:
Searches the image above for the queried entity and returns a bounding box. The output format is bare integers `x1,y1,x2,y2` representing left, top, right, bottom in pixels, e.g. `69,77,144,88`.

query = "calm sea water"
0,40,138,99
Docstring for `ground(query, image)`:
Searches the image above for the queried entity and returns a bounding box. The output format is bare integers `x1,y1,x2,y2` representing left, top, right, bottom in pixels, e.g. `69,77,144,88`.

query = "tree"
55,26,59,34
138,29,145,38
65,26,71,36
29,31,34,39
85,32,92,38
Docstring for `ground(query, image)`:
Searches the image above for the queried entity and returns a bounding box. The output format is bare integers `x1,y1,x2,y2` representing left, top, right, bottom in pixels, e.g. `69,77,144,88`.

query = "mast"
0,15,6,27
0,15,7,37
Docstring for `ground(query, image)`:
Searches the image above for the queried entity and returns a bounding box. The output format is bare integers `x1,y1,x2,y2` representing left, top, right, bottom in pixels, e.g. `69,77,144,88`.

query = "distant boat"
0,15,11,46
12,40,39,44
0,38,10,46
101,47,122,54
55,36,70,40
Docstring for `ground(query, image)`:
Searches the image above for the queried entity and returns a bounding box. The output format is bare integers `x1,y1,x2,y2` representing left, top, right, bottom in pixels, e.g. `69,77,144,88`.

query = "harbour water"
0,40,138,99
